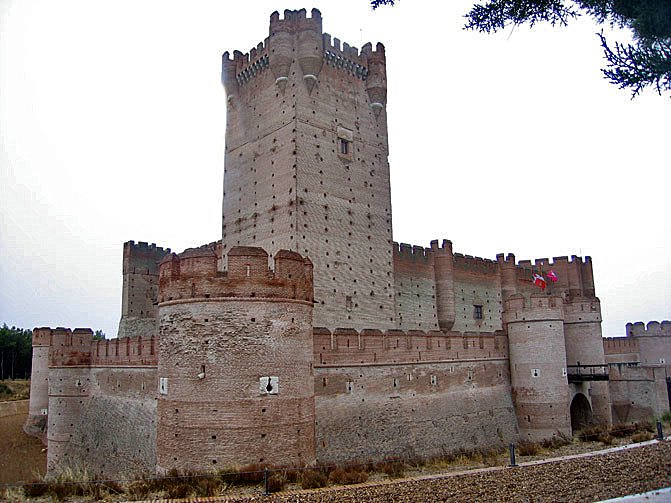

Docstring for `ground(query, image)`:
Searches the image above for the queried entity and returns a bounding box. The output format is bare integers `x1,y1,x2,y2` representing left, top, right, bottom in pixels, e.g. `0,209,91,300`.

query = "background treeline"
0,324,32,380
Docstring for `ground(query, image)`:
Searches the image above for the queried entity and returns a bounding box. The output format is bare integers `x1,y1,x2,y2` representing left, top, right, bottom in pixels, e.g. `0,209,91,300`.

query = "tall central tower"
221,9,394,330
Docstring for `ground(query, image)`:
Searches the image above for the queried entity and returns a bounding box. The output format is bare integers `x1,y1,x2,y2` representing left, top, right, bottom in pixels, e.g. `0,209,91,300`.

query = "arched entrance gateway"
570,393,593,431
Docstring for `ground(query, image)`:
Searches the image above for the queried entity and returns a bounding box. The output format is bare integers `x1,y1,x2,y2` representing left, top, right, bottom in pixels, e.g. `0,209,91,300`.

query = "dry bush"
599,434,615,445
610,423,638,438
328,467,369,485
300,470,328,489
235,463,266,485
283,468,301,484
126,479,152,499
631,431,655,443
482,448,504,467
377,459,406,478
266,472,287,493
516,440,541,456
22,479,49,497
579,425,608,442
540,432,572,449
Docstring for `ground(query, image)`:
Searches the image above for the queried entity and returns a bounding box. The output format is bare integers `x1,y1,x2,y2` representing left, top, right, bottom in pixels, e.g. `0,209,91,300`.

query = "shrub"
22,480,49,497
166,482,191,499
378,459,406,478
599,434,615,445
578,425,607,442
328,467,369,485
540,433,572,449
126,478,153,499
631,431,654,443
266,472,287,493
516,440,541,456
300,470,328,489
661,411,671,423
236,464,266,485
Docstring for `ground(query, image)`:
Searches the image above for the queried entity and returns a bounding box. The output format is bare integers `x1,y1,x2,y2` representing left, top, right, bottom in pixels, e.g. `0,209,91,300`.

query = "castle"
25,9,670,477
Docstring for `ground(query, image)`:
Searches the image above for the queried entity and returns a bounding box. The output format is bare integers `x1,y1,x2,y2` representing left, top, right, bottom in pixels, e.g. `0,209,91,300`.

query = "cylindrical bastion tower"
24,327,52,440
503,294,571,441
156,246,315,472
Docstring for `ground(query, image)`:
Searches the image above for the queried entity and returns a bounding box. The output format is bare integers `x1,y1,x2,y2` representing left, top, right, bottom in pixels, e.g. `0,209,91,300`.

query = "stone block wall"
608,364,670,423
314,359,517,463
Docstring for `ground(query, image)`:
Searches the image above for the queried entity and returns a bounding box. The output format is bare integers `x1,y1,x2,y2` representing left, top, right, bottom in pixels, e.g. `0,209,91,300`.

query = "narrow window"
474,305,483,319
339,138,350,155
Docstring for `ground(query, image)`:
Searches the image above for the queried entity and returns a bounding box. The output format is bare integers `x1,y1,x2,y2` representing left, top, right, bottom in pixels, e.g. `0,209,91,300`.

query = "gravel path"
202,441,671,503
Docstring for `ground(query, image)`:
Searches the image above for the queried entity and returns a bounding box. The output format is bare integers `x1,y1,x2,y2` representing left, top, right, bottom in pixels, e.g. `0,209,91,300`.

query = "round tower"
156,246,315,472
221,51,239,100
361,42,387,117
268,10,295,93
296,8,323,94
24,327,52,441
46,328,93,475
431,239,455,331
503,294,571,441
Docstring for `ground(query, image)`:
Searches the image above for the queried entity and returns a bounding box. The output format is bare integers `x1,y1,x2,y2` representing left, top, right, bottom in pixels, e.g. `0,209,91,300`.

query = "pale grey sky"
1,0,669,339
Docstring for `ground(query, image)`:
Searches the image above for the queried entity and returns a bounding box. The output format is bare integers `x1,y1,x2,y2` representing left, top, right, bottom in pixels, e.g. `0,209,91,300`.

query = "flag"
532,272,546,290
547,270,558,282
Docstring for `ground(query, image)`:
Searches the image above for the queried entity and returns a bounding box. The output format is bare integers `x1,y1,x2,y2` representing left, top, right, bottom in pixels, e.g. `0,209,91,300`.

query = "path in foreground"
196,442,671,503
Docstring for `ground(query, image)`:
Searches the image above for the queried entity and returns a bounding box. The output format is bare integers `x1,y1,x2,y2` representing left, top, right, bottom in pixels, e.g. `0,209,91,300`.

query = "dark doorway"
570,393,593,431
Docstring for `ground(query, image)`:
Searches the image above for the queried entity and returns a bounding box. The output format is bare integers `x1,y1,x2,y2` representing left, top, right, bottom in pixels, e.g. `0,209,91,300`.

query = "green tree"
372,0,671,97
93,330,106,341
464,0,670,97
0,324,33,380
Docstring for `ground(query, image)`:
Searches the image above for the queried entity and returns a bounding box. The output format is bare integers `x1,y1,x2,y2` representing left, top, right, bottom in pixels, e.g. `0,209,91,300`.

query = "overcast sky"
1,0,669,339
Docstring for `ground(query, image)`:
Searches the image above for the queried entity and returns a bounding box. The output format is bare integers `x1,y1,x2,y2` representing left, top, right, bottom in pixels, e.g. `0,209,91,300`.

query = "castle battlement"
48,327,93,367
313,327,508,366
453,253,498,274
626,320,671,336
92,335,158,366
393,242,431,260
270,8,322,32
122,240,171,275
158,246,313,304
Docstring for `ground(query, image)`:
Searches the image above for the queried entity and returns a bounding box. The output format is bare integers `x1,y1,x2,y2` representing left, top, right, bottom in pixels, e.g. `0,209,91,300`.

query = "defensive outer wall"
26,245,671,476
25,8,671,477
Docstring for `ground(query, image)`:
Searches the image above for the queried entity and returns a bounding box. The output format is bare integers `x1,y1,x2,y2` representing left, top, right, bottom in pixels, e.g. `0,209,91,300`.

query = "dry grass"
0,380,30,401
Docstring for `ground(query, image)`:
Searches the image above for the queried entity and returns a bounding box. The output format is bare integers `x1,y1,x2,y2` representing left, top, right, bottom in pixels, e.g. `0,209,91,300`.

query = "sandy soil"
0,408,47,485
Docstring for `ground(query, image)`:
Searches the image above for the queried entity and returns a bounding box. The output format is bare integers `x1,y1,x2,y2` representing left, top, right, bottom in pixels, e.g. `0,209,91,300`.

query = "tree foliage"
371,0,671,97
0,324,33,380
464,0,671,97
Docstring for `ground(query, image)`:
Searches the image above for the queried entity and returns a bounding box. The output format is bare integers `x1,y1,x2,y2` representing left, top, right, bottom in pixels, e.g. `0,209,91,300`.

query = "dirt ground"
0,407,47,485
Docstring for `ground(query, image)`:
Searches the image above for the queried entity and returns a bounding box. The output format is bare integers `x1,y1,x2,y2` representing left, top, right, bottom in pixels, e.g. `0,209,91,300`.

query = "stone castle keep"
25,9,671,477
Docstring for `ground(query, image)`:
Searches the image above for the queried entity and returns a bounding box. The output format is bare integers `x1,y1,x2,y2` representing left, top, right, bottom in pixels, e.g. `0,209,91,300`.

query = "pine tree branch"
599,33,671,97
